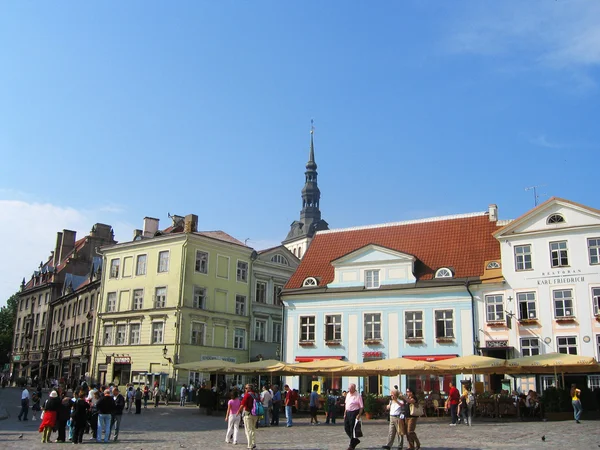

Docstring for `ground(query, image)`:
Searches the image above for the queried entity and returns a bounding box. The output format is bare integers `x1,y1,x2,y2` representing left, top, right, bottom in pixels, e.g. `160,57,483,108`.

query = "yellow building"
90,214,254,391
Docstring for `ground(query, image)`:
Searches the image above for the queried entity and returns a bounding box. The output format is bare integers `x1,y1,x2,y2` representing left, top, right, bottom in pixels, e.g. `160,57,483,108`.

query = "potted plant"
363,393,378,419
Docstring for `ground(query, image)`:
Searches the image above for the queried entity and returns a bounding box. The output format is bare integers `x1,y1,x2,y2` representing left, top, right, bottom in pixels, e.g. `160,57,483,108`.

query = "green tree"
0,292,18,367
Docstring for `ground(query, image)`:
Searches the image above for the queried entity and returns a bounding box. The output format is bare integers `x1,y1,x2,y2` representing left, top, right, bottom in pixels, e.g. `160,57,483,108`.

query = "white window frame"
405,311,424,339
272,322,282,343
302,277,318,287
588,238,600,265
195,250,209,274
515,244,533,271
155,287,167,308
158,250,170,273
133,289,144,310
236,260,248,283
135,254,147,276
191,321,206,345
106,292,117,313
193,286,207,309
520,337,540,357
435,268,453,278
434,309,454,338
109,258,120,279
103,325,114,345
553,288,575,318
589,375,600,391
365,270,380,289
235,294,246,316
116,324,127,345
325,314,342,342
594,287,600,316
299,315,316,342
254,319,267,342
485,294,505,322
550,240,569,268
364,312,381,341
255,281,267,303
151,322,164,344
233,328,246,350
122,256,133,278
129,323,141,345
557,335,578,355
596,335,600,361
271,254,289,265
517,291,537,320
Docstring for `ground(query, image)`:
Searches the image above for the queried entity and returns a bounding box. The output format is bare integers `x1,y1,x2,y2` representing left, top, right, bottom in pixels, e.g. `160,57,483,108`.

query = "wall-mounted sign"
114,356,131,364
530,269,592,286
13,355,21,361
486,340,508,348
200,355,236,363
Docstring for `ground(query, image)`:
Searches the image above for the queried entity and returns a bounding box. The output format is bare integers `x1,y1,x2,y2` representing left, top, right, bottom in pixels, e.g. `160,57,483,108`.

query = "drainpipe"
465,280,479,356
174,236,188,391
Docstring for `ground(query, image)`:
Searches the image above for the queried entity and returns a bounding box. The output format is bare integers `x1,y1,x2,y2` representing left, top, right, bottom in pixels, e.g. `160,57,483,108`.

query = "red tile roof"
286,213,501,289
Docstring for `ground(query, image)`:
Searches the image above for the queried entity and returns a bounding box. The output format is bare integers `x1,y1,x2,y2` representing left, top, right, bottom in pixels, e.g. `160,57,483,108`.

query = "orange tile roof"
286,213,501,289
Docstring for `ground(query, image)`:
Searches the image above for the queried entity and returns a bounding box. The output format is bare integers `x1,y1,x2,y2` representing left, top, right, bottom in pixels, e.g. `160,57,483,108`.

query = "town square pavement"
1,387,599,449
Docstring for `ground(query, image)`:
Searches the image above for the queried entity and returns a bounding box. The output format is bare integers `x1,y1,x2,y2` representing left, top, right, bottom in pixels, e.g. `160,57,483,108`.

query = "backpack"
250,393,264,416
466,393,474,406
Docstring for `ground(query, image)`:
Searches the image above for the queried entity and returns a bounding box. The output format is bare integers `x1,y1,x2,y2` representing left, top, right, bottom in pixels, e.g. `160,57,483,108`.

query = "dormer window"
365,270,380,289
302,277,318,287
435,268,453,278
271,254,289,266
486,261,501,270
547,214,565,224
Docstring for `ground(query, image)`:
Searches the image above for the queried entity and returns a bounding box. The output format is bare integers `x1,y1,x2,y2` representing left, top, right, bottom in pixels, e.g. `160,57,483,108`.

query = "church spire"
308,118,315,168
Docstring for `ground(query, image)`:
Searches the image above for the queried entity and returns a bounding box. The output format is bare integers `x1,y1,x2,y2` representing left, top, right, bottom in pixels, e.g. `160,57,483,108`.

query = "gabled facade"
282,207,504,395
481,197,600,392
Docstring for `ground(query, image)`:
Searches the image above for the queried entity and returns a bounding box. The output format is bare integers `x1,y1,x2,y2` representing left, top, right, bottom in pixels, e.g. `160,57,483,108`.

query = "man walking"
271,385,281,426
448,382,460,426
260,385,272,427
237,383,258,450
180,384,187,407
112,387,126,441
309,384,320,425
344,383,363,450
96,389,115,443
284,385,296,427
17,385,30,421
126,386,135,413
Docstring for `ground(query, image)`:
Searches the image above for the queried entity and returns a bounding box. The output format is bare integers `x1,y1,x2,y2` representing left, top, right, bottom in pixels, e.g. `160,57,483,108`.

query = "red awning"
403,354,458,362
294,356,344,362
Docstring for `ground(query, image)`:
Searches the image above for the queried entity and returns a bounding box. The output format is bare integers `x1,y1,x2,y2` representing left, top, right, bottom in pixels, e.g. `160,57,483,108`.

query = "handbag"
410,403,425,417
353,418,363,438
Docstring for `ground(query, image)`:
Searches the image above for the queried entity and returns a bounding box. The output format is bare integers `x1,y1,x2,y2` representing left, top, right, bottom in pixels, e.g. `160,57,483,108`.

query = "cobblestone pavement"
1,387,599,449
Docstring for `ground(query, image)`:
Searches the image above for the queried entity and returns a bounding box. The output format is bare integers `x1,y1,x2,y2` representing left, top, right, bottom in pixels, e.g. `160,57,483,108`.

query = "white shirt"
389,398,403,416
261,390,272,406
21,388,29,400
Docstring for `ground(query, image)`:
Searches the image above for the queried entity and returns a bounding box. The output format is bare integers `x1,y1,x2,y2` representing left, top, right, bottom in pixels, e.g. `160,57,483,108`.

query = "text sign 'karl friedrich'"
529,269,590,286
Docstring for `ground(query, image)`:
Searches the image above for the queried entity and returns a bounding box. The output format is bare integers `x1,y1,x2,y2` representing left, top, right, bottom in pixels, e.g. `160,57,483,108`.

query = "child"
31,392,41,420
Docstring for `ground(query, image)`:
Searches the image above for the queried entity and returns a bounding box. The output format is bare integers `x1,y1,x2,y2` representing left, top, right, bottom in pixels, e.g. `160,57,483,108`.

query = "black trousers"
57,419,68,441
90,413,98,438
344,409,360,449
271,404,280,424
135,399,142,414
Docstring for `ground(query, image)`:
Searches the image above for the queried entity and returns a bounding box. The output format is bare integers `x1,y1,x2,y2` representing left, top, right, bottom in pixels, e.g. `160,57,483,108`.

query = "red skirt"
38,410,57,432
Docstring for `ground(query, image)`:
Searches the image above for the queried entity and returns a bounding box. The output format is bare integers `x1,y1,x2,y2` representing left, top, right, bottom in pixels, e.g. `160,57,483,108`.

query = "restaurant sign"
201,355,236,363
486,340,508,348
114,356,131,364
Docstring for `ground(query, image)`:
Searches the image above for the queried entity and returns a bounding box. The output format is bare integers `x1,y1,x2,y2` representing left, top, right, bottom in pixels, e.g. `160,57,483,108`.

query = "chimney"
59,230,77,264
143,217,159,238
54,232,63,266
488,204,498,222
171,215,184,226
184,214,198,233
133,229,143,240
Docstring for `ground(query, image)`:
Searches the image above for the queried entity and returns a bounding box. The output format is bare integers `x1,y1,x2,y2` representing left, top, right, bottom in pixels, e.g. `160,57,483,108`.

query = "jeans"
262,406,270,426
450,403,458,424
573,399,582,421
285,405,293,427
97,413,112,443
17,399,29,420
461,404,473,426
111,414,123,440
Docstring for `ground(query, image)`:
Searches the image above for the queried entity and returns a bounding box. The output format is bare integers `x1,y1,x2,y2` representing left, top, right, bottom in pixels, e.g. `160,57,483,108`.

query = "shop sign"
13,355,21,361
362,351,383,358
114,356,131,364
486,340,508,348
201,355,236,363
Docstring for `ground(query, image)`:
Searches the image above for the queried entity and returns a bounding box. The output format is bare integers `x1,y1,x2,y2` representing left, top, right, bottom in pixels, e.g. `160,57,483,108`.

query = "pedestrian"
325,389,337,424
143,384,149,409
180,384,187,407
72,391,90,444
260,385,272,427
127,385,135,413
460,387,474,426
284,384,295,427
96,388,116,443
343,383,363,450
39,390,60,443
31,390,41,420
135,387,143,414
270,385,281,426
447,382,460,426
89,390,101,440
382,388,405,450
571,383,582,423
309,384,320,425
404,388,421,450
237,383,258,450
17,385,30,421
55,395,71,443
225,391,242,444
153,385,160,408
111,387,126,441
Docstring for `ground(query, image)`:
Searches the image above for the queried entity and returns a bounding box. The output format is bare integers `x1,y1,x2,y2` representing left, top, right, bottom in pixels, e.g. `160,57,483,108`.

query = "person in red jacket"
447,382,460,426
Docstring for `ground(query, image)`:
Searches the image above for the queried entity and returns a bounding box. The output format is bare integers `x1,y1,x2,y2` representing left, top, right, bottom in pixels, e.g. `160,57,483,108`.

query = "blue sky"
1,1,599,305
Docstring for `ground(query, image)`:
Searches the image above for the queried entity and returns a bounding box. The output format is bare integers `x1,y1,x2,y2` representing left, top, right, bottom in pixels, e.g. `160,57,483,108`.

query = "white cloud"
0,200,133,307
528,134,565,149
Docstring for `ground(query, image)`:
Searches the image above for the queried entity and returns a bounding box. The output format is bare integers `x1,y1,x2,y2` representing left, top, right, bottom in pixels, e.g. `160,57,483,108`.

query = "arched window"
486,261,501,269
303,277,318,287
293,248,297,257
270,254,289,265
547,214,565,224
298,248,303,258
435,268,453,278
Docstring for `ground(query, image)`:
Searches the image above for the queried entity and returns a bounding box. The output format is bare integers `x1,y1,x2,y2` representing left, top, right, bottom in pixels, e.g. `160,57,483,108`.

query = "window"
74,325,79,340
550,241,569,267
557,336,577,354
193,286,206,309
547,214,565,224
191,322,205,345
553,289,574,318
109,258,120,278
234,328,246,350
106,292,117,312
486,261,501,269
435,268,453,278
435,310,454,338
116,325,127,345
155,287,167,308
596,335,600,361
17,318,21,330
515,245,533,271
103,326,113,345
521,338,540,356
195,251,208,274
486,295,505,322
271,254,289,265
90,294,94,311
255,282,266,303
300,316,315,342
32,331,38,349
302,277,318,287
254,320,266,341
589,375,600,391
272,322,282,343
365,270,380,289
87,320,92,337
133,289,144,310
517,292,537,320
83,297,88,313
593,287,600,316
325,314,342,341
136,254,147,276
42,312,47,326
35,313,40,327
152,322,164,344
158,251,169,273
129,324,140,345
273,284,283,305
364,313,381,340
45,293,49,304
237,261,248,282
405,311,423,339
235,295,246,316
588,238,600,265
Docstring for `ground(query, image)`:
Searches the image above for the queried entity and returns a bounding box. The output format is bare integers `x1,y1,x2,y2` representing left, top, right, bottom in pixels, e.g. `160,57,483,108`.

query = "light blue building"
281,209,504,395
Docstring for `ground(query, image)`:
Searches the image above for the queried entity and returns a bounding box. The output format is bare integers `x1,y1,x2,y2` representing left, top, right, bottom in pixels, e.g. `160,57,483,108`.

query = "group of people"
380,386,421,450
